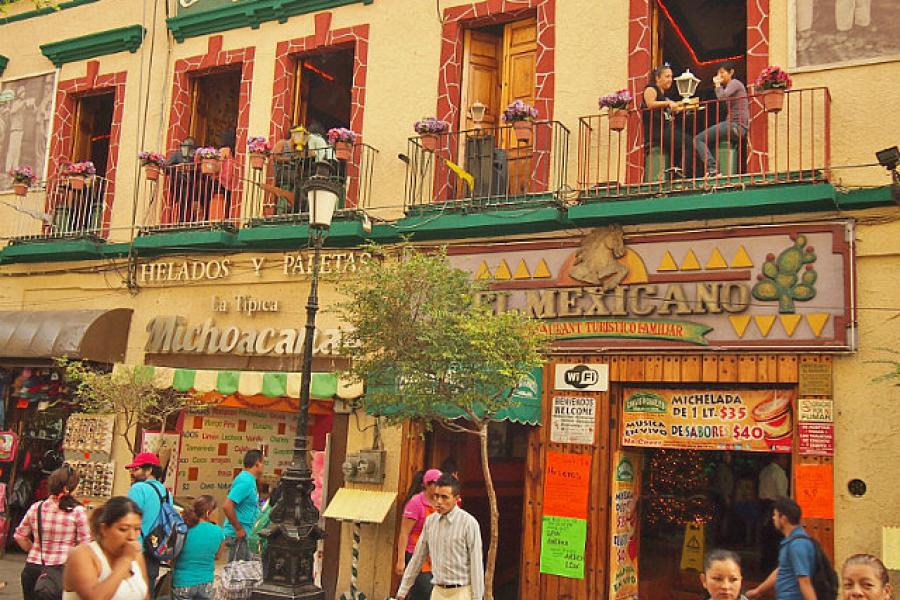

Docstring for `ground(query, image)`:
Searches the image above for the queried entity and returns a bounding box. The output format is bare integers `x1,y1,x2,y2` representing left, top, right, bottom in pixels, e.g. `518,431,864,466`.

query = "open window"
189,68,241,150
290,48,354,134
71,91,115,178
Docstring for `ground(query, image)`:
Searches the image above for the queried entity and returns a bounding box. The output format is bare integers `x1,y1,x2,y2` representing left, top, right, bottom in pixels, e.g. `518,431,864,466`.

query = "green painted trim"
834,185,897,209
132,227,239,255
0,0,98,25
39,24,146,67
237,218,367,249
0,54,8,77
0,238,103,262
166,0,374,43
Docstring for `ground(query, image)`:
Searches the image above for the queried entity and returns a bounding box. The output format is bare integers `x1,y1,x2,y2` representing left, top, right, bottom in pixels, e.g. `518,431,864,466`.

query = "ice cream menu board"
622,388,794,453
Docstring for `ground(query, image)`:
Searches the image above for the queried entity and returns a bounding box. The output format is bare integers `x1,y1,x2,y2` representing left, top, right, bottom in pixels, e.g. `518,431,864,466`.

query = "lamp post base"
250,583,325,600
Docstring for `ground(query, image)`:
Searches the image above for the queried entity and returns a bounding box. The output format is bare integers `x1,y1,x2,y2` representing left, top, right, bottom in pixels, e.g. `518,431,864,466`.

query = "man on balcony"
694,61,749,179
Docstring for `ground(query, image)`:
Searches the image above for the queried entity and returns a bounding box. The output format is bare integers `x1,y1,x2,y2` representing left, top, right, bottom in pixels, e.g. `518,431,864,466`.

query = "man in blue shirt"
223,449,264,561
126,451,172,598
747,497,818,600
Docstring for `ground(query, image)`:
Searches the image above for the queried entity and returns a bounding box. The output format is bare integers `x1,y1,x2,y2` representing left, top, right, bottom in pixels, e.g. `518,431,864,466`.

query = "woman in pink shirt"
395,468,441,600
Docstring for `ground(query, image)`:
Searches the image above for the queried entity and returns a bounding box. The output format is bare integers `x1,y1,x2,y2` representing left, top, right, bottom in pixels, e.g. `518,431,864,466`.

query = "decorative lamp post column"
253,160,341,600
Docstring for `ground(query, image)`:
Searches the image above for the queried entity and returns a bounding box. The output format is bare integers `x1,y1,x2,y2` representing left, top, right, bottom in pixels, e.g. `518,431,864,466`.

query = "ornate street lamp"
675,69,700,104
253,161,341,600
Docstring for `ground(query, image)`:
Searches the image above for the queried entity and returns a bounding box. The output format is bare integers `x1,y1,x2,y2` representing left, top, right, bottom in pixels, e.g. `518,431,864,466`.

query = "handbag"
32,501,64,600
214,538,263,600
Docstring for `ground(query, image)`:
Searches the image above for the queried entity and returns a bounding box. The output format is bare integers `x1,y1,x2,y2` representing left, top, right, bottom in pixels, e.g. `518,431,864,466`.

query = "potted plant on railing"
598,89,632,132
502,99,539,144
8,166,35,196
138,151,166,181
414,117,450,152
247,136,271,171
327,128,358,161
754,66,793,113
196,146,222,174
63,161,96,191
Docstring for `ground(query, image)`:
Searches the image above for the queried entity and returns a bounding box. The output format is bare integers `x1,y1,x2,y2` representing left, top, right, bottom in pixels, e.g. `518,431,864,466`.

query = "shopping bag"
214,540,263,600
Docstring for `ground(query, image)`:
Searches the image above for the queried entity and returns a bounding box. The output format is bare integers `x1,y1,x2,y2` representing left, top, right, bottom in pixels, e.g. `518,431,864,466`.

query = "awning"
113,364,363,400
0,308,133,364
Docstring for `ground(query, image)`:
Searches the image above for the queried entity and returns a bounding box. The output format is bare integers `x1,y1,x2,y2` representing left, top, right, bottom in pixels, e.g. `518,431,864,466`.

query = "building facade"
0,0,898,598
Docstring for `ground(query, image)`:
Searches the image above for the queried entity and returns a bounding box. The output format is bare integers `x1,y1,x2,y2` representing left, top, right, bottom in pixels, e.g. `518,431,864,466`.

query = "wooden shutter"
70,99,94,162
188,78,207,145
461,29,502,131
500,18,537,195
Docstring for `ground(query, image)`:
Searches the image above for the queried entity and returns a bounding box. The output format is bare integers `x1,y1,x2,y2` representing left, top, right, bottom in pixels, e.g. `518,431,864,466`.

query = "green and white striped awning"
113,364,362,400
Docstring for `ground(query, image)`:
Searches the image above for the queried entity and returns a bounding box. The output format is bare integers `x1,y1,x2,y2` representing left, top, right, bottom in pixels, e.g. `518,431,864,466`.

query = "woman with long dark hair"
14,465,91,598
63,496,148,599
641,64,694,178
172,495,225,600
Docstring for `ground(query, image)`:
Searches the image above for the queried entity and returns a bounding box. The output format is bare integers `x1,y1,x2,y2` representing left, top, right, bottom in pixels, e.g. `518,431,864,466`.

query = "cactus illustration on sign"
751,234,817,313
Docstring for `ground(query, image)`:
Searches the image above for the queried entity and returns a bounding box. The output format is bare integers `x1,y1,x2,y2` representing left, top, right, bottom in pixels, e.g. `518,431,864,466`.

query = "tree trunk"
478,423,499,600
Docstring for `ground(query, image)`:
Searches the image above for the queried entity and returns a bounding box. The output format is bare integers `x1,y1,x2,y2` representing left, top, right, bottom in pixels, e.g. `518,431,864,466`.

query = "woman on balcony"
641,64,693,178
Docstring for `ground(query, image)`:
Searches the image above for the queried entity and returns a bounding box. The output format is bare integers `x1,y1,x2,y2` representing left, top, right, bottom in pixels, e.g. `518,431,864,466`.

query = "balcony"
404,121,570,212
578,87,831,199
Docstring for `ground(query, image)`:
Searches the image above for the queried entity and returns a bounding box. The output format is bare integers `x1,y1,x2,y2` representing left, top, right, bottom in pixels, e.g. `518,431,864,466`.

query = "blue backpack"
142,482,188,564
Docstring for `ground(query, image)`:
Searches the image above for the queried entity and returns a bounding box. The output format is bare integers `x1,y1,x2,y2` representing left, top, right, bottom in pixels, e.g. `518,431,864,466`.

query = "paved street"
0,553,25,599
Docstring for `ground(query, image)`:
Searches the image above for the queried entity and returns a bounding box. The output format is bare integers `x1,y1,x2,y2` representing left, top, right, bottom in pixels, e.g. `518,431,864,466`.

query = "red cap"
424,468,443,484
125,452,161,469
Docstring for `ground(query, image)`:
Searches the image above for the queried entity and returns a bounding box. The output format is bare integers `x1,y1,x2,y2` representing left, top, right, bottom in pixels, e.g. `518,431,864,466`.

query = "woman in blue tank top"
172,495,225,600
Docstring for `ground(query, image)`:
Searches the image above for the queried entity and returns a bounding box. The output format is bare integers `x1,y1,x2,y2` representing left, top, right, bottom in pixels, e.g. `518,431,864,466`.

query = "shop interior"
637,448,791,600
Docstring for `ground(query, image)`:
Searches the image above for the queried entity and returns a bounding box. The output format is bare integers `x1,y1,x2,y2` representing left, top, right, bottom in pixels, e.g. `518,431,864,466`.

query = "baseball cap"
125,452,161,469
423,468,443,484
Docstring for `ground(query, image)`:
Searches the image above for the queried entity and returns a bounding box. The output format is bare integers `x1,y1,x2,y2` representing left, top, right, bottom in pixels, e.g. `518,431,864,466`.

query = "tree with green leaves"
0,0,58,12
338,244,546,600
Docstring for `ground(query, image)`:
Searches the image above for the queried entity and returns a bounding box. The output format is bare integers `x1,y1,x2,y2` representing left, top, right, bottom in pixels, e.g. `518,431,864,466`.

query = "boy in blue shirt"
223,449,264,561
126,451,172,598
747,497,818,600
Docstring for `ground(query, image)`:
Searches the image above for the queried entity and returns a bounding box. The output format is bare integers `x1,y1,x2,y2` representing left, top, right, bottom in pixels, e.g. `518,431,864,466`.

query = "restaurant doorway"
189,68,241,150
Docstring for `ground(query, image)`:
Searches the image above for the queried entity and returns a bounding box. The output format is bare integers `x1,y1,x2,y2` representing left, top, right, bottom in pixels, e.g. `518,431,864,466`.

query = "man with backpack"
747,497,837,600
126,451,175,598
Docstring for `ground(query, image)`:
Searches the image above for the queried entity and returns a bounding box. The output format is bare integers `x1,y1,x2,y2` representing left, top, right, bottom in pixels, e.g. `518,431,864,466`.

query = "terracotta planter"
420,133,440,152
335,141,353,161
513,120,533,144
608,108,628,132
249,152,266,170
201,158,221,175
762,89,785,113
13,182,28,196
68,175,87,191
209,194,227,221
144,164,160,181
263,200,276,217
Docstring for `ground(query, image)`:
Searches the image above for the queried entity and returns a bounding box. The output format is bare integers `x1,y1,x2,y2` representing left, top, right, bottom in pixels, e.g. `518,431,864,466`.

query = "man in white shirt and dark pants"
397,474,484,600
758,453,789,573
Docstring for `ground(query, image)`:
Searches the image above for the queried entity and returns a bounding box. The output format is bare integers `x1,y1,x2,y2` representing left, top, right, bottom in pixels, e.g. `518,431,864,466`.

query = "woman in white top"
63,496,149,600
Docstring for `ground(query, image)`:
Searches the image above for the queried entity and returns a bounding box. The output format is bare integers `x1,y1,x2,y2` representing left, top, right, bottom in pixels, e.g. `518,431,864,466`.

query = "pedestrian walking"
125,451,171,596
700,549,750,600
840,554,892,600
758,454,790,573
172,495,225,600
396,474,484,600
14,465,91,599
747,497,819,600
222,449,264,561
62,496,148,600
395,468,441,600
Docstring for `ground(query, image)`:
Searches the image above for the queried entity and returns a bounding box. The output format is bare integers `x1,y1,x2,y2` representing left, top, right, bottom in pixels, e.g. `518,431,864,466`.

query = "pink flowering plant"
137,151,166,167
327,128,358,144
8,165,36,185
755,66,793,91
63,161,96,177
195,146,221,160
598,89,633,110
414,117,450,135
247,136,272,155
501,100,538,123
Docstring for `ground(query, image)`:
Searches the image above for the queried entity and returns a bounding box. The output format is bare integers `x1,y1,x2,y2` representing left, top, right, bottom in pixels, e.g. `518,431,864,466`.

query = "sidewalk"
0,552,25,599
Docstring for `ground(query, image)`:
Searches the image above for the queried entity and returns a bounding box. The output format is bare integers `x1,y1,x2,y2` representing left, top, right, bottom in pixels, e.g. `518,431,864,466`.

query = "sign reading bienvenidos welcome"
447,222,853,350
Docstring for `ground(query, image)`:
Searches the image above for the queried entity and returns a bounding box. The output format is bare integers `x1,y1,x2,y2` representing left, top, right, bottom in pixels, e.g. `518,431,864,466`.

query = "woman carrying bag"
172,495,224,600
14,465,90,600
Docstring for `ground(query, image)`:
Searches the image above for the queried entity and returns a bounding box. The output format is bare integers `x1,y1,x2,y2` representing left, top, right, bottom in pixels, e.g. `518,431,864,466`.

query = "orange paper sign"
794,463,834,520
543,451,592,519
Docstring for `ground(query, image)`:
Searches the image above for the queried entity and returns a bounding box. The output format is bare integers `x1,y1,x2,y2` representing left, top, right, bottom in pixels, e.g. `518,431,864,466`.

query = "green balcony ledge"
132,227,240,256
0,0,98,25
40,24,146,68
167,0,374,43
237,213,369,249
0,237,105,263
0,54,8,77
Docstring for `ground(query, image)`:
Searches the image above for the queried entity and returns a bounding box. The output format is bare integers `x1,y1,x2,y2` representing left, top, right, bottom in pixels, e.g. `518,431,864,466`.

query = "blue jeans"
173,582,214,600
694,121,745,173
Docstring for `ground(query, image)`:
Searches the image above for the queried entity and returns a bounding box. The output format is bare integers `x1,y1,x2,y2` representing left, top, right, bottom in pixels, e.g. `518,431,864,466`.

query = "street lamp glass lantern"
675,69,700,102
469,100,487,124
291,125,310,152
308,186,339,228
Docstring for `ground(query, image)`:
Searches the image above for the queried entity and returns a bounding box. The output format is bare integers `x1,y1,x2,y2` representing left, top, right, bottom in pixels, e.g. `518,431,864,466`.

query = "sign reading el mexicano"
449,223,853,350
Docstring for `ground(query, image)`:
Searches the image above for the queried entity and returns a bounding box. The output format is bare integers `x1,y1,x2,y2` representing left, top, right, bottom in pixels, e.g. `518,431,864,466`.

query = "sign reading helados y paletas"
622,388,794,453
447,222,853,350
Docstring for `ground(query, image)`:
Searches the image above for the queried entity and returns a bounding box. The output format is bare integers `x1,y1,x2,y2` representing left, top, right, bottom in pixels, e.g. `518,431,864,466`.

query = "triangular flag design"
475,261,491,280
494,260,512,280
705,248,728,270
806,313,829,337
754,315,776,337
680,250,701,271
533,258,552,278
658,251,678,272
780,314,802,336
513,259,531,280
730,245,754,268
729,315,752,338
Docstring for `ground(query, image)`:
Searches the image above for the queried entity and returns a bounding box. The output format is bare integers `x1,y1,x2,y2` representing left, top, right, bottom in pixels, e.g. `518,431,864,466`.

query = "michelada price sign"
622,388,794,453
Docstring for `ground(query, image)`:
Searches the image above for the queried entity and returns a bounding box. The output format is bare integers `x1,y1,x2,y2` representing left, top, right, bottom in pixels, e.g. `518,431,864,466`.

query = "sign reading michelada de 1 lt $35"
622,388,795,453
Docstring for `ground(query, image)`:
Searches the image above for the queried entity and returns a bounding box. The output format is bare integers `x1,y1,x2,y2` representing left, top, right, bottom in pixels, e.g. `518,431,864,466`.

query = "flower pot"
420,133,440,152
13,183,28,196
762,89,785,113
201,158,221,175
68,175,87,191
249,152,266,171
608,108,628,132
263,200,276,217
209,194,227,221
513,120,533,144
144,164,160,181
334,141,353,161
